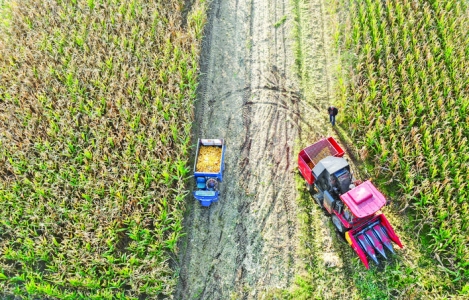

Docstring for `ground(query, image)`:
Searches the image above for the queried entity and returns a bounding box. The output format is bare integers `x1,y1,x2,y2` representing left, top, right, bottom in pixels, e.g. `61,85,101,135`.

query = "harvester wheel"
332,214,346,235
305,181,314,193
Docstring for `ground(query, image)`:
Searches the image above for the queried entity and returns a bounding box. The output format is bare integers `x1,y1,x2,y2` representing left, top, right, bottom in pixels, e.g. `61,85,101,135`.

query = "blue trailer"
193,139,226,207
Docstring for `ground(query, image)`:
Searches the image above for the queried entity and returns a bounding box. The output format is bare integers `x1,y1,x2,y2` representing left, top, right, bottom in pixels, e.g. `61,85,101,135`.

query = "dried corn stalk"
196,146,222,172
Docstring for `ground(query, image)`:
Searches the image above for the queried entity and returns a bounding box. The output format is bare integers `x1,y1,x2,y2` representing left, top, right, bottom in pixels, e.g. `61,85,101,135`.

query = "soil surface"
175,0,342,299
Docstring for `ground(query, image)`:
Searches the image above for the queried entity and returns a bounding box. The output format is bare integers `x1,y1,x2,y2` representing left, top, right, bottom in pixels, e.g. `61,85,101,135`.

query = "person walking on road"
328,105,338,126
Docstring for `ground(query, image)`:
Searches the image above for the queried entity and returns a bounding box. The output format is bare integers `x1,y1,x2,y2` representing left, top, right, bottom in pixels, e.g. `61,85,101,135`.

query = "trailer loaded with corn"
298,137,403,268
193,139,226,207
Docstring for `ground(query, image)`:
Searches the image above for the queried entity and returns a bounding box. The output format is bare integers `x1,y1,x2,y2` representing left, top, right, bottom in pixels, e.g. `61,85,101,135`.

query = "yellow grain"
196,146,222,173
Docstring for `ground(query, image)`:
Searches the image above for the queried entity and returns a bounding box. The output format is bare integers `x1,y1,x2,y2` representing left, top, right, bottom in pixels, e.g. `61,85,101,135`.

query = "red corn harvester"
298,137,403,269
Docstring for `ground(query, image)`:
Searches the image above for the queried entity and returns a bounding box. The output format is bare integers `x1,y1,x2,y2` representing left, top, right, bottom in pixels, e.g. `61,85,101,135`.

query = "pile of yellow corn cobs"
307,147,332,169
315,147,332,163
196,146,222,172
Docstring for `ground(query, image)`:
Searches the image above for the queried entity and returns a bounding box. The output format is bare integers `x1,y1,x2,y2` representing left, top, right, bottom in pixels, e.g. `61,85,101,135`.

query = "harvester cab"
312,156,353,196
298,137,403,269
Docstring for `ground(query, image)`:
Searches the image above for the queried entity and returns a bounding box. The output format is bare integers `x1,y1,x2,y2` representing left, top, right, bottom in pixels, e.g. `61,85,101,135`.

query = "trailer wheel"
332,214,346,235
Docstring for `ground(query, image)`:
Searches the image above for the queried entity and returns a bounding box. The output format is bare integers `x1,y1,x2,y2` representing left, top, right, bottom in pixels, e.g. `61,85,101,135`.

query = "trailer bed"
298,137,345,185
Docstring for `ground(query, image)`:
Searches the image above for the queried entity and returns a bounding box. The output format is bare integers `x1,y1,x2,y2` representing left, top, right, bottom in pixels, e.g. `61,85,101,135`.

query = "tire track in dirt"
176,0,300,299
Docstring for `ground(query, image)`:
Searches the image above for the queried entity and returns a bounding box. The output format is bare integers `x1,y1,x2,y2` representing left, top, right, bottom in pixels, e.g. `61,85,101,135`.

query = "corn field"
339,0,469,293
0,0,206,298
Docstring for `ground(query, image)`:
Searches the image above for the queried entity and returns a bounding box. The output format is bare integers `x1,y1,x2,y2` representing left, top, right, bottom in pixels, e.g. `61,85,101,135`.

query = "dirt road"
175,0,340,298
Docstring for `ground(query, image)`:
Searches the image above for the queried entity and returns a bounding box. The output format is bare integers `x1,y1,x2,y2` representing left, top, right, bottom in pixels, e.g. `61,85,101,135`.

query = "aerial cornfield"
1,0,469,298
338,0,469,295
0,0,206,298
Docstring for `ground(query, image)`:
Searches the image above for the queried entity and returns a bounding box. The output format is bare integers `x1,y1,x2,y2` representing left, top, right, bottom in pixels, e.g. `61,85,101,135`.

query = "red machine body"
298,136,345,186
298,137,403,269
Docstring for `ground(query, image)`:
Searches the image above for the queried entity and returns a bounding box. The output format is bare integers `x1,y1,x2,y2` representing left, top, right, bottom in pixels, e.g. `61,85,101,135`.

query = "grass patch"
0,0,12,29
0,0,207,298
274,15,287,28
